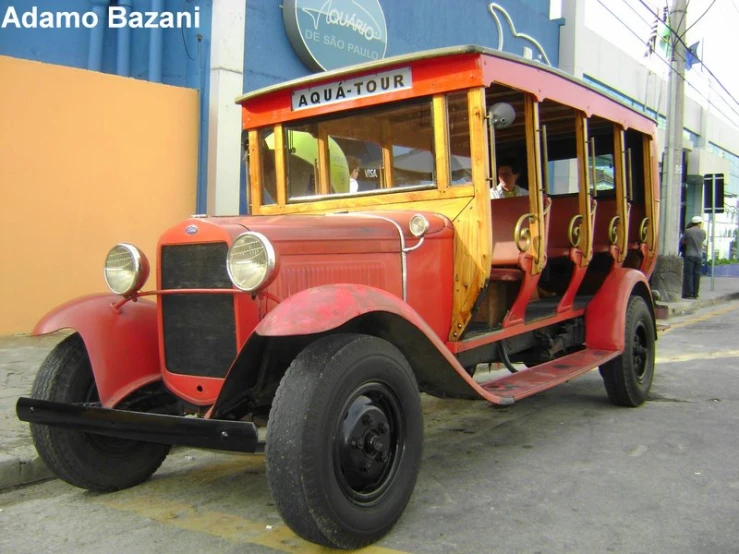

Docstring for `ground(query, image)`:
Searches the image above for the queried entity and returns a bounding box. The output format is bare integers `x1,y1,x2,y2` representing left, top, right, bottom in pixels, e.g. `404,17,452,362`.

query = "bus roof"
236,45,656,133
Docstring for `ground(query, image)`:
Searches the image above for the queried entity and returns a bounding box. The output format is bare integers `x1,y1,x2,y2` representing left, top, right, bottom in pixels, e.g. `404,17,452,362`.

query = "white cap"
691,216,704,225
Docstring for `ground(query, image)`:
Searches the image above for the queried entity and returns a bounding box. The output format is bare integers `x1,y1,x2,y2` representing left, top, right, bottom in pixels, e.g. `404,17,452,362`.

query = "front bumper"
17,397,261,453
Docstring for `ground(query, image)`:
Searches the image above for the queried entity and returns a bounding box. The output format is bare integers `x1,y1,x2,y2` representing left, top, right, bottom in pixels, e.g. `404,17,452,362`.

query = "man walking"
681,216,707,299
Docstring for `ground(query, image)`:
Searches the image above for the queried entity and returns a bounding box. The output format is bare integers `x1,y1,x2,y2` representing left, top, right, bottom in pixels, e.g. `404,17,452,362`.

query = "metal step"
480,348,621,404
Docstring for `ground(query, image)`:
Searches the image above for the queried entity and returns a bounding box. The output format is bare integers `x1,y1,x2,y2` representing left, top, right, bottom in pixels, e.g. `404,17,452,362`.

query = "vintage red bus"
19,45,659,549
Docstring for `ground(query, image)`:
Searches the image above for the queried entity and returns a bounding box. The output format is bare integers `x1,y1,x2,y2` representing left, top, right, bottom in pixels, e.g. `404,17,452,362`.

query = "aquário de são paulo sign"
283,0,388,72
291,67,411,111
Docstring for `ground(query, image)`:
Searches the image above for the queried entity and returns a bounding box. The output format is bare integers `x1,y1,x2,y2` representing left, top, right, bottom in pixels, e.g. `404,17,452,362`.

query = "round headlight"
227,232,277,292
409,214,430,238
104,243,149,296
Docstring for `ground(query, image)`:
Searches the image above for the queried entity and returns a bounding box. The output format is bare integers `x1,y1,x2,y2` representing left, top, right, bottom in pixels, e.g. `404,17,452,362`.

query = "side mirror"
490,102,516,130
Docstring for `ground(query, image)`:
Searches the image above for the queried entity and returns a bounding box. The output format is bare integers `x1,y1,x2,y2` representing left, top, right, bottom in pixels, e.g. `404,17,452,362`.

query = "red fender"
585,268,655,351
255,284,429,337
33,294,161,408
245,284,512,402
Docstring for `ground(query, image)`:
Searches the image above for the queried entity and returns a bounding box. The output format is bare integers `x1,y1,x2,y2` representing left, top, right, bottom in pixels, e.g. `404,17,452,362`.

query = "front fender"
211,285,512,419
585,268,655,351
34,294,161,408
255,284,425,337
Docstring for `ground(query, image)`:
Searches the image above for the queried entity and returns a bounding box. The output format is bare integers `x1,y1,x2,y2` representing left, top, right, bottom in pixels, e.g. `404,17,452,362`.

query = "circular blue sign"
283,0,388,72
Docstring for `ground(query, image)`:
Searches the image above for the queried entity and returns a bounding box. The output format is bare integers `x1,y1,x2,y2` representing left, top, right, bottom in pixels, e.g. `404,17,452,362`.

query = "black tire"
266,334,423,550
30,333,170,492
600,296,656,407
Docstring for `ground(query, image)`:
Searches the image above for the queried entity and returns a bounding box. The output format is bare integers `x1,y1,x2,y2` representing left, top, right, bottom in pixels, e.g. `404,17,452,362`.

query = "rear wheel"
266,334,423,550
30,333,170,492
600,296,656,407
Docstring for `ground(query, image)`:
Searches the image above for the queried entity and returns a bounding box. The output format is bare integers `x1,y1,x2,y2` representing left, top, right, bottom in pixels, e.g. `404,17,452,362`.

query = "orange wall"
0,56,198,335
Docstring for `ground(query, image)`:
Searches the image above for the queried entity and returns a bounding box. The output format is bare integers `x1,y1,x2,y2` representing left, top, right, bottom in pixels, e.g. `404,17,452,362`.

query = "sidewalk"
654,274,739,318
2,275,738,492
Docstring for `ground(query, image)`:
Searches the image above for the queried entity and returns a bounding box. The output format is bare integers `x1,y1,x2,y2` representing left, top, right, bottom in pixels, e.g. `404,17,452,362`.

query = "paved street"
1,299,738,553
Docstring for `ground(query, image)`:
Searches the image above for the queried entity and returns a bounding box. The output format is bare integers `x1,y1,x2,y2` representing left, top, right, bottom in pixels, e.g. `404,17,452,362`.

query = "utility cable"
684,0,716,35
631,0,737,109
609,0,739,121
598,0,739,126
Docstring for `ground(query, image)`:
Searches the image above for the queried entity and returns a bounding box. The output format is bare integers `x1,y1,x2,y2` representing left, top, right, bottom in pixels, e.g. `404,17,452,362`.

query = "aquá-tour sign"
283,0,388,72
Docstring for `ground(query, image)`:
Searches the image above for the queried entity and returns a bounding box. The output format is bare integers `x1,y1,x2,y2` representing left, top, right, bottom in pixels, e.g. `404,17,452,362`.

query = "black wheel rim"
333,382,405,505
632,320,650,382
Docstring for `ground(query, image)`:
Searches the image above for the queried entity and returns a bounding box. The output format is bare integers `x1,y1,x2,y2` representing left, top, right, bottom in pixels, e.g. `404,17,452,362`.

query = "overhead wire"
596,0,739,126
614,0,739,120
631,0,738,110
684,0,716,34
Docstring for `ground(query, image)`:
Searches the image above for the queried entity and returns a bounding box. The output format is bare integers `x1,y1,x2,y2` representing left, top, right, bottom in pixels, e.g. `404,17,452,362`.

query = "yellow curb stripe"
91,468,406,554
656,349,739,364
659,303,738,334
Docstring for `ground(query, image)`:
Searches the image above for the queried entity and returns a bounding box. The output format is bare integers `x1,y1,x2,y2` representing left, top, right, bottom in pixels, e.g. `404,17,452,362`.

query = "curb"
656,291,739,319
0,447,52,491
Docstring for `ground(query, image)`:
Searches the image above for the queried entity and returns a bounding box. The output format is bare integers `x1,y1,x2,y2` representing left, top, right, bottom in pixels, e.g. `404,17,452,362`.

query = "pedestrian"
680,216,707,299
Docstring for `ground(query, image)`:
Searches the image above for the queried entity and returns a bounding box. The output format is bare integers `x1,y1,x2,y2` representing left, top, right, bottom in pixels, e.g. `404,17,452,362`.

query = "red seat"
490,196,531,267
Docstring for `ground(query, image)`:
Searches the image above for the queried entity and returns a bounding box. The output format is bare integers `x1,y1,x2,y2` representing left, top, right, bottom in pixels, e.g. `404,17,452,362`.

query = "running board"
480,348,621,405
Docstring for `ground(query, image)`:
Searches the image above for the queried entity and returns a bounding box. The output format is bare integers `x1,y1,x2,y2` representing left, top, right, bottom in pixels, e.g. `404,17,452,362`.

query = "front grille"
161,243,236,378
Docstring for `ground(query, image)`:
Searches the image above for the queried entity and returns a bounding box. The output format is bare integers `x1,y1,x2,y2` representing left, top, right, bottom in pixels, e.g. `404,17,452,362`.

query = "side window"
588,116,616,195
485,85,530,198
283,124,321,199
280,98,437,202
448,91,472,185
539,100,581,196
624,129,646,203
387,102,436,188
328,136,382,193
258,129,277,204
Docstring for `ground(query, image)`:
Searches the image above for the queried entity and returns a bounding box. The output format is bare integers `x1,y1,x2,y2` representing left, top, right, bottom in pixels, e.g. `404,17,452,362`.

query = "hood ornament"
185,225,198,235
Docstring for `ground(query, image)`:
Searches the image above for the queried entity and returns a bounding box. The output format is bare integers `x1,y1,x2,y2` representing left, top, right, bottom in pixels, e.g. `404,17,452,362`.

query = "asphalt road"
1,301,738,554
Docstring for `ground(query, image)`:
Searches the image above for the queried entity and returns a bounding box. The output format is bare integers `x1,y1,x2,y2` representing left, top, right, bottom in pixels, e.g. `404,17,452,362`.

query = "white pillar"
206,0,246,215
558,0,586,78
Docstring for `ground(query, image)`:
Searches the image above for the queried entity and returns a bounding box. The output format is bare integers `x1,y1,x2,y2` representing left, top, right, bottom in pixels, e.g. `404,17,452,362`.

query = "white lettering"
57,11,81,28
80,12,97,29
21,7,38,27
39,12,54,28
175,11,191,28
108,6,126,27
145,11,161,28
106,8,199,29
1,6,21,28
128,11,143,28
1,6,100,28
0,5,201,30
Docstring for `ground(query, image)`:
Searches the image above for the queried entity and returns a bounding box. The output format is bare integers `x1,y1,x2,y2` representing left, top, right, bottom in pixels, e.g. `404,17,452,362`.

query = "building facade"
2,0,737,255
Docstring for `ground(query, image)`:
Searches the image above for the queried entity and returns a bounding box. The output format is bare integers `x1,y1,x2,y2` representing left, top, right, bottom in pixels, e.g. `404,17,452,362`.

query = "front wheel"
266,334,423,550
599,296,656,407
30,333,170,492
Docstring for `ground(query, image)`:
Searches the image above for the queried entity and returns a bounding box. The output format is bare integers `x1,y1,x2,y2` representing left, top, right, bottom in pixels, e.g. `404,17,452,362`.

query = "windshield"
256,92,471,205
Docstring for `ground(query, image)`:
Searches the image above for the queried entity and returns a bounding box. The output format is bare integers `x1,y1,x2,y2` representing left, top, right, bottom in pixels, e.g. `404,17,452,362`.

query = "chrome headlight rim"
409,213,430,238
226,231,278,292
103,243,149,296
